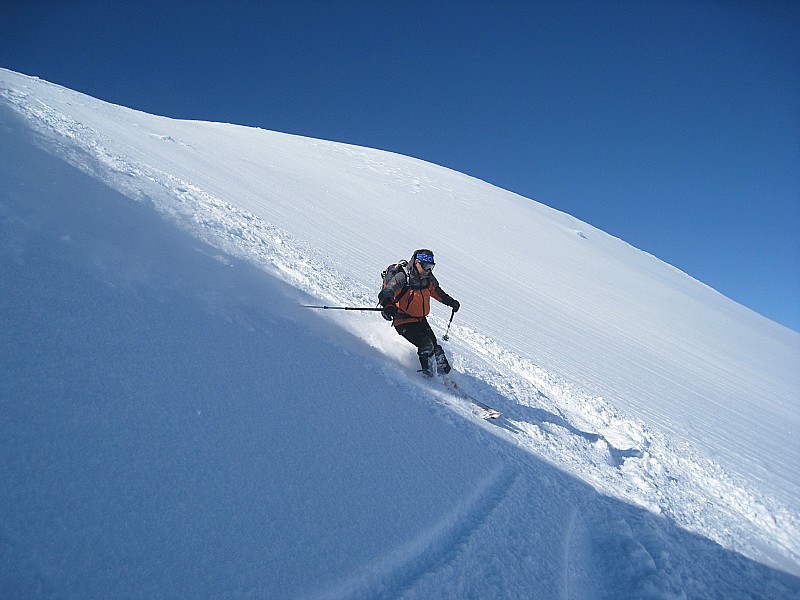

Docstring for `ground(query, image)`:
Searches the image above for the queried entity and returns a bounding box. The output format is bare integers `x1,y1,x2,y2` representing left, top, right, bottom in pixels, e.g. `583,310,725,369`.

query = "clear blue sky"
4,1,799,332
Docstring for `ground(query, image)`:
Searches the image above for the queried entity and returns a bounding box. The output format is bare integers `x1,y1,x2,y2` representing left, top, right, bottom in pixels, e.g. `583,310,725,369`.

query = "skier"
378,249,460,377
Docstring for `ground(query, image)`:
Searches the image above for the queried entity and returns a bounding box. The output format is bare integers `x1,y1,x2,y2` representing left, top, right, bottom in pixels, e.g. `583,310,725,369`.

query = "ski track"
3,77,799,592
310,460,519,600
560,505,580,600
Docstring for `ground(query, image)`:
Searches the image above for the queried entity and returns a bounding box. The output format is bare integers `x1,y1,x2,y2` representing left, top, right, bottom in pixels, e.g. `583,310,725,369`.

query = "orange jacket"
378,264,457,326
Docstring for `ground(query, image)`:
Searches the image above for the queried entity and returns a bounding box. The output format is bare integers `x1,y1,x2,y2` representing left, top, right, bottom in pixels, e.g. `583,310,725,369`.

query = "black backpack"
381,260,409,298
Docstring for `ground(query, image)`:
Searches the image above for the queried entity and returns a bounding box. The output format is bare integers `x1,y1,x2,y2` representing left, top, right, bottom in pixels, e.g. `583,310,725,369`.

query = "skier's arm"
431,278,460,312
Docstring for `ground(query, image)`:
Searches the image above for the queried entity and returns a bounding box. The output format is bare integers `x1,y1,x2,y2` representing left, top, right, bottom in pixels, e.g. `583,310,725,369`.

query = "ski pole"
442,308,456,341
301,305,384,311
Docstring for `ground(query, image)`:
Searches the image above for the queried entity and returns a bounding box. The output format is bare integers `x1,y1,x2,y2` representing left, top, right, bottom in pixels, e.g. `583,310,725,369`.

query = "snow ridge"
445,323,800,568
0,78,375,311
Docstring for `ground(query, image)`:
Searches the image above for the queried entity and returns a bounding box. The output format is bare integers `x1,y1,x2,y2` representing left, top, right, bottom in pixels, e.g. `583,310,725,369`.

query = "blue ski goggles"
415,253,435,268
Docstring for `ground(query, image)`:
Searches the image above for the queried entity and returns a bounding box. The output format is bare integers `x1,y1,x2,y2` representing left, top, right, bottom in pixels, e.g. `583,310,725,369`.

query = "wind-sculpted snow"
2,69,799,597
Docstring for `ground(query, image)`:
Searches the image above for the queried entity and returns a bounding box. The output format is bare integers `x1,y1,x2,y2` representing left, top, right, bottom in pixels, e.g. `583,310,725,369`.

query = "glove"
448,299,460,313
381,304,397,321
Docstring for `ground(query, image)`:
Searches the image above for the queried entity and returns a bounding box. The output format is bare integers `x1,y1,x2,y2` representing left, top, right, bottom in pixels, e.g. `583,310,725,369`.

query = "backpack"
381,260,409,298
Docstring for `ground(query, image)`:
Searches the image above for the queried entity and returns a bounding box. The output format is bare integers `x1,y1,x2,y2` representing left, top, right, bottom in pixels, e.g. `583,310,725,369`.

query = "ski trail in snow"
309,465,519,600
560,505,579,600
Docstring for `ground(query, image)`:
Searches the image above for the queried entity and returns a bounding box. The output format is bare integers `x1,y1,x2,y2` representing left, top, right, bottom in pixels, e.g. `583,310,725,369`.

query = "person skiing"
378,249,460,377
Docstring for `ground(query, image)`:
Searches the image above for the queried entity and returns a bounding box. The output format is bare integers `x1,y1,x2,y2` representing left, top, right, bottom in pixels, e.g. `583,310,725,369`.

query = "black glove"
377,289,394,307
381,304,397,321
449,299,460,313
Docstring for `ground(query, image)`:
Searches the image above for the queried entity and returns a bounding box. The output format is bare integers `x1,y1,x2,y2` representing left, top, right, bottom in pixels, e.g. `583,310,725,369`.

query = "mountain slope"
2,68,798,597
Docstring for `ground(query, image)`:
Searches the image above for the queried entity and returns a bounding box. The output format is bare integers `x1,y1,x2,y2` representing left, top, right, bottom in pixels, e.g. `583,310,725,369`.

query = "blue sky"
4,1,799,332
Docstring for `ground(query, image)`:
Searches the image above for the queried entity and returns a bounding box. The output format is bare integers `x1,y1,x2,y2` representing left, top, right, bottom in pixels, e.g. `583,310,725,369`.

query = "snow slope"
2,68,799,598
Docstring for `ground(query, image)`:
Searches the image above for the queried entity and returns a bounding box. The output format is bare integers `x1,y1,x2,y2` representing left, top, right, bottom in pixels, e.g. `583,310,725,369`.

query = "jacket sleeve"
378,270,407,307
430,275,458,308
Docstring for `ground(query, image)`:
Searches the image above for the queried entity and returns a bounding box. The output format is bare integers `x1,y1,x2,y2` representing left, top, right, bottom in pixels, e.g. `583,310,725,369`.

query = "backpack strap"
394,260,410,301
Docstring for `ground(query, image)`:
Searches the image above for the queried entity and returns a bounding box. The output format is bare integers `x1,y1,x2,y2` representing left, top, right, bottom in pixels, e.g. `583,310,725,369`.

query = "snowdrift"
2,68,798,598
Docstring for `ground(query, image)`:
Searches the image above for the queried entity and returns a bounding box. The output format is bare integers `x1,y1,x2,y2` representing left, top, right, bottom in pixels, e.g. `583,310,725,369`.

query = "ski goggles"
415,252,435,267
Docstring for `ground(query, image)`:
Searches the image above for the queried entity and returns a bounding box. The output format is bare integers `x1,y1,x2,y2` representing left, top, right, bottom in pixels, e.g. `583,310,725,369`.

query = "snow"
1,68,798,598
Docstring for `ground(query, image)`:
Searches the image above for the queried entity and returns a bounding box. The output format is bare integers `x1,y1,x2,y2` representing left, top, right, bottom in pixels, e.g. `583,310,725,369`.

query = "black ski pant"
395,318,451,375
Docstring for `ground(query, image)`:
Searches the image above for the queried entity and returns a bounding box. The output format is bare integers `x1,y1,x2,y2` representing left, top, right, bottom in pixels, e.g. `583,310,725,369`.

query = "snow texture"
2,68,799,598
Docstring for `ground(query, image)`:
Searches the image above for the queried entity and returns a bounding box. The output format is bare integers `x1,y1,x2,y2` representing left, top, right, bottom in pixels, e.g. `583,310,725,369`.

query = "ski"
439,376,502,419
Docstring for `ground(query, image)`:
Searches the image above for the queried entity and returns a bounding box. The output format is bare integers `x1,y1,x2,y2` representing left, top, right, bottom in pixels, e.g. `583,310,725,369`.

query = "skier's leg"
417,339,436,377
417,319,451,374
396,321,436,376
433,344,451,374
